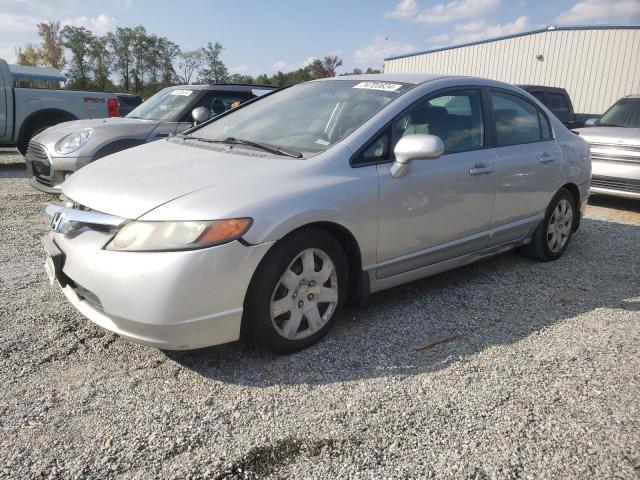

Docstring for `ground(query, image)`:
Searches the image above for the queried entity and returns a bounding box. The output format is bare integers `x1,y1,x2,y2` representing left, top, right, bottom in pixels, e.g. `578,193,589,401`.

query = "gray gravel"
1,148,639,479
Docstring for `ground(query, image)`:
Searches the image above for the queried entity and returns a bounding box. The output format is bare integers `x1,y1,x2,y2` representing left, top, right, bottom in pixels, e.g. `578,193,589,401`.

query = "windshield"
598,98,640,128
192,80,413,155
127,88,196,121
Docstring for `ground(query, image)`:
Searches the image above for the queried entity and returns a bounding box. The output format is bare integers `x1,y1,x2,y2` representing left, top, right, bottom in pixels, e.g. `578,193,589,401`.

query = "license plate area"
42,235,67,286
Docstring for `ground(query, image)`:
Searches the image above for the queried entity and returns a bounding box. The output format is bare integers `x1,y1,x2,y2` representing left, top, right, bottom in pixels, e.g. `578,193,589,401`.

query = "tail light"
107,98,120,117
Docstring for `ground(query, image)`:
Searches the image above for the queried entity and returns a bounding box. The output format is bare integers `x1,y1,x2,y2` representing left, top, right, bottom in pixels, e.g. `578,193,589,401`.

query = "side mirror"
584,118,598,127
191,106,209,125
390,134,444,178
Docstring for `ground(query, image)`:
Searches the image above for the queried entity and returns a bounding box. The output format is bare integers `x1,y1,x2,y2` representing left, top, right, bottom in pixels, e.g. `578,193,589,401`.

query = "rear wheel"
520,188,576,261
242,229,348,353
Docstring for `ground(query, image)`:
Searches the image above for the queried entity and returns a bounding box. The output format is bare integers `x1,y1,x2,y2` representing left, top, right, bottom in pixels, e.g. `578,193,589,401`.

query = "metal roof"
8,64,66,83
385,24,640,61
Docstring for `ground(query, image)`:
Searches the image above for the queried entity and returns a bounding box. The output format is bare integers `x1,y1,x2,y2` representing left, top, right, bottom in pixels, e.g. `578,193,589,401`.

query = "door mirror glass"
191,106,209,124
584,118,598,127
391,134,444,177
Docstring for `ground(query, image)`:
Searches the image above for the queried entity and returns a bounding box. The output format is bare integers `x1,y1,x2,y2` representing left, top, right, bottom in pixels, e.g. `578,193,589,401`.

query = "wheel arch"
18,108,78,145
248,221,369,308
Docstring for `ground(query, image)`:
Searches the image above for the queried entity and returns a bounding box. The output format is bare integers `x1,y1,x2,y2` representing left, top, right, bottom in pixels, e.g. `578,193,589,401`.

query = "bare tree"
176,49,203,84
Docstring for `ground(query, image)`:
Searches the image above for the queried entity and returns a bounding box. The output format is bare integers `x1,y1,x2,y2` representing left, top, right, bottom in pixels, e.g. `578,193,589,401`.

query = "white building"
384,25,640,115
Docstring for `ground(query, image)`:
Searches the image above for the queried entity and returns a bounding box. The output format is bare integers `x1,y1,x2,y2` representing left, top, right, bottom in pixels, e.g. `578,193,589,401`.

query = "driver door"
374,88,496,278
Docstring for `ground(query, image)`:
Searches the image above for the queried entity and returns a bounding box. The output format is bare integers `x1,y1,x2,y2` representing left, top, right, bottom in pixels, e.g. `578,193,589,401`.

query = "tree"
200,42,228,84
61,25,95,89
108,27,136,91
15,44,41,66
309,56,343,78
176,49,204,84
89,36,113,91
37,21,65,70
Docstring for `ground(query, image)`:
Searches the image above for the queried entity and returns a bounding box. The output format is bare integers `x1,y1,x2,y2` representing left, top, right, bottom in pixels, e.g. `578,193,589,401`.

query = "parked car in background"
575,95,640,199
0,59,140,155
26,83,276,193
41,74,590,353
518,85,580,128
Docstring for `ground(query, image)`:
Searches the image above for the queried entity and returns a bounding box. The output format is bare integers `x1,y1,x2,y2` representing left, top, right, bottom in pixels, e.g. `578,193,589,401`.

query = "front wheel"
242,229,348,353
520,188,576,261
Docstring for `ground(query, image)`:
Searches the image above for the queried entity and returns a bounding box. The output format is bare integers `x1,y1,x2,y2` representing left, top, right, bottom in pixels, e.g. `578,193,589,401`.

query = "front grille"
591,175,640,194
25,141,51,176
589,142,640,154
589,142,640,164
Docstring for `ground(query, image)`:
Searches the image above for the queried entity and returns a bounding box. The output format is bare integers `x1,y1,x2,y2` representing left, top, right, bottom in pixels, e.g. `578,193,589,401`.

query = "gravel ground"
1,148,639,479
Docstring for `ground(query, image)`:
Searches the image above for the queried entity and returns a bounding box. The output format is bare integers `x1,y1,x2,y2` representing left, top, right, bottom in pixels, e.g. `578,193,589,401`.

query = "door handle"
539,153,557,163
469,165,495,175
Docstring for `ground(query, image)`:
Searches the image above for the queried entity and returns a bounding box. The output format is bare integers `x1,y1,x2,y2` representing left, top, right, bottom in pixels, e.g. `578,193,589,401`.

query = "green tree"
89,36,113,91
15,44,41,66
61,25,95,89
200,42,228,84
309,56,343,78
108,27,136,91
37,21,65,70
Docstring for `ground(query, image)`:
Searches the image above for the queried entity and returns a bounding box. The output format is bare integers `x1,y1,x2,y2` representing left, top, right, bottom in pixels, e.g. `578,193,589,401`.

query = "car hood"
61,138,311,219
574,126,640,146
34,117,160,147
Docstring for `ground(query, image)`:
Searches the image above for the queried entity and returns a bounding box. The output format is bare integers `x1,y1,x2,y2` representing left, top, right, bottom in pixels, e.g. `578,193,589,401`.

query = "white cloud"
271,57,315,72
555,0,640,24
385,0,419,19
61,14,116,35
229,65,249,74
429,15,530,45
0,13,39,32
386,0,501,24
354,37,417,66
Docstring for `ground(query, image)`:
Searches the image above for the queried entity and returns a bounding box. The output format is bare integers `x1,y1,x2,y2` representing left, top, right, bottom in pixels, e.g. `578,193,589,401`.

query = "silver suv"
41,75,591,353
575,95,640,199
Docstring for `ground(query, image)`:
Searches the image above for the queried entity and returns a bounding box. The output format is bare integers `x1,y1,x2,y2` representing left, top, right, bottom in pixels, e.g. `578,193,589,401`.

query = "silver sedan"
41,74,591,353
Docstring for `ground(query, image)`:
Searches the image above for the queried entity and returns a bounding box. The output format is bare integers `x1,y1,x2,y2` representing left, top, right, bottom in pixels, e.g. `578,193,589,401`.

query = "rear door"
489,89,561,246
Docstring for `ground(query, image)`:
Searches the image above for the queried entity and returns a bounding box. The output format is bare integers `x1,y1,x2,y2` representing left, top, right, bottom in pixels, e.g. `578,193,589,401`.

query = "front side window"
127,88,196,121
598,98,640,128
193,80,413,156
491,91,547,146
393,89,485,154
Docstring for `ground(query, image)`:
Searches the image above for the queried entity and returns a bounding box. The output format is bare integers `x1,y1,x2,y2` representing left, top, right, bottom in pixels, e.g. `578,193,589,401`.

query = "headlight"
105,218,252,252
55,128,94,155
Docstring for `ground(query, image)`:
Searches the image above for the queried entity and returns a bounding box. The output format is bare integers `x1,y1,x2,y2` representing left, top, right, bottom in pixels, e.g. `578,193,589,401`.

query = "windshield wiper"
178,135,302,158
222,137,302,158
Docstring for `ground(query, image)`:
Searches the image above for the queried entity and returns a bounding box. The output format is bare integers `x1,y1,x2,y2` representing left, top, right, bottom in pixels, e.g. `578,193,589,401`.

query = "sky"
1,0,639,76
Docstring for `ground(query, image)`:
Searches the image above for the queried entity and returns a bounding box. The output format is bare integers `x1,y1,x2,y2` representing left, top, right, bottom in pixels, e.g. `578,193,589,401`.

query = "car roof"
518,84,568,93
315,73,458,85
168,84,277,92
625,94,640,99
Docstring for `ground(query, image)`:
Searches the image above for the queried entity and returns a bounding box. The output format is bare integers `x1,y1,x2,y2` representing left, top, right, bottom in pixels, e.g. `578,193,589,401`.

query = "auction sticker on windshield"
171,89,194,96
353,82,403,92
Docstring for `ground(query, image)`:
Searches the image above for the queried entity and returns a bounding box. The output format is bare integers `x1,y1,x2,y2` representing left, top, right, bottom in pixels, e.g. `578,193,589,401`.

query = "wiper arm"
178,135,226,144
223,137,302,158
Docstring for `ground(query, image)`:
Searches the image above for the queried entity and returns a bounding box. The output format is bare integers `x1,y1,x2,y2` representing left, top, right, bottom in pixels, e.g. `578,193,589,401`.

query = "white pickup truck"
0,58,140,154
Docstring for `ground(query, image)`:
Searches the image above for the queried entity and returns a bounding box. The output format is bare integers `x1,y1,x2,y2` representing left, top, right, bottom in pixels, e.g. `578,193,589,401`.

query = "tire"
17,119,66,155
520,188,576,261
242,228,349,354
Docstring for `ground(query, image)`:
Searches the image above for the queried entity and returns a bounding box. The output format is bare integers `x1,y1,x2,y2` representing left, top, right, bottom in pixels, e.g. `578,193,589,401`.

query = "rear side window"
491,91,550,146
393,89,485,154
549,93,570,113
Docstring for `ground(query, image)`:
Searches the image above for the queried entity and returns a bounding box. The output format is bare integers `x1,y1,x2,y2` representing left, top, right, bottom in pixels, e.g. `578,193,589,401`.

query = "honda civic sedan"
41,74,591,353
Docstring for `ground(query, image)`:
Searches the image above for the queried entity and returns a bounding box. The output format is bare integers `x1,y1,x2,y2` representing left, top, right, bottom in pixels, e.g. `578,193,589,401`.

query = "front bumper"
25,145,91,193
46,230,273,350
590,148,640,200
